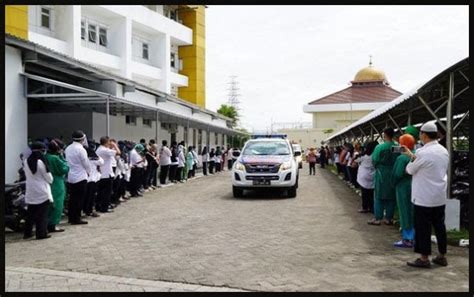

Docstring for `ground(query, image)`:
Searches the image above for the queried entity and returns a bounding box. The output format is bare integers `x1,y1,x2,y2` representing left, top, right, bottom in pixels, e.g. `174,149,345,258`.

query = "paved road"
5,165,469,292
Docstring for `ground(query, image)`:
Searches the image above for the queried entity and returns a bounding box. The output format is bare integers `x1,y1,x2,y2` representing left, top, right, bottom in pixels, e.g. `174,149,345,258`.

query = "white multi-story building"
5,5,244,183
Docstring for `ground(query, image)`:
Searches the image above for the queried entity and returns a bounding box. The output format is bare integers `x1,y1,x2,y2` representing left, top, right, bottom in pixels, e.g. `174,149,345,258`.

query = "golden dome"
353,65,387,82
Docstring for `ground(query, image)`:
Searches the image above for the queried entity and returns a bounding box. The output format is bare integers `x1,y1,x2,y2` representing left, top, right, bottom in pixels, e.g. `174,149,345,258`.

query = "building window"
126,115,137,125
143,118,152,127
88,24,97,43
99,27,108,47
41,7,51,29
81,20,86,40
170,53,176,68
142,43,149,60
169,10,177,21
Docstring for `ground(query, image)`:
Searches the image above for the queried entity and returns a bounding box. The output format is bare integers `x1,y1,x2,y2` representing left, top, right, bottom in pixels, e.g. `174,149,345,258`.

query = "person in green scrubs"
368,127,399,225
45,139,69,232
392,133,417,248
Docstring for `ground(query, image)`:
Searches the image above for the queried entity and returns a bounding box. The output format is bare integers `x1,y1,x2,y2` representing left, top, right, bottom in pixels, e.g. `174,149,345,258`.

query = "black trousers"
309,162,316,175
160,165,169,185
83,181,97,215
228,159,233,170
130,168,142,195
188,167,194,178
342,164,349,181
24,200,49,238
209,161,215,174
202,162,208,175
215,162,221,172
147,163,158,187
360,186,374,212
336,163,342,174
350,167,359,188
96,178,113,212
169,164,178,182
111,176,122,204
192,164,197,177
320,157,326,168
68,180,88,223
414,204,447,256
176,167,183,182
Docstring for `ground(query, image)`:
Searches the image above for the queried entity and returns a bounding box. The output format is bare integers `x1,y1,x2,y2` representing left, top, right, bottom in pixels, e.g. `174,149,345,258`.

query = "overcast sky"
205,5,469,132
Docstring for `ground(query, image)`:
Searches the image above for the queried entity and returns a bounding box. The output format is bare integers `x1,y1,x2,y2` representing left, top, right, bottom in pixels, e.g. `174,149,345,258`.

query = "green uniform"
371,140,398,220
392,153,414,230
45,153,69,226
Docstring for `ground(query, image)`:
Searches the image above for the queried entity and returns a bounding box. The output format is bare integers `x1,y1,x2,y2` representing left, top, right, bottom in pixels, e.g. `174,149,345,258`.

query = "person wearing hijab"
405,125,422,150
392,134,416,248
45,139,69,232
84,140,103,218
209,148,216,174
215,146,222,172
64,130,91,225
177,143,186,182
186,146,195,179
201,146,209,176
24,142,54,239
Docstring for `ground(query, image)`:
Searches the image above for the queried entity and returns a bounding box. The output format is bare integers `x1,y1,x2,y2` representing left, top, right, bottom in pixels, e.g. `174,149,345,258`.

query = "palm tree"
217,104,239,128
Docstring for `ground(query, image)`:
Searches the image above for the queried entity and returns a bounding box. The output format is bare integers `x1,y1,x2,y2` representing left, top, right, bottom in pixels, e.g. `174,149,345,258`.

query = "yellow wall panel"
178,5,206,108
5,5,29,40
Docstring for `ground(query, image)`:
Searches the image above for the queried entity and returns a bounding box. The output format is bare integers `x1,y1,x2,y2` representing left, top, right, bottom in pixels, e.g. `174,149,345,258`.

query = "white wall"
5,46,28,183
92,112,157,142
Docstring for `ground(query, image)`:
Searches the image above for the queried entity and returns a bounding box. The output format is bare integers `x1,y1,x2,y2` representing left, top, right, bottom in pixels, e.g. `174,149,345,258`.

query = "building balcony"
130,60,162,80
78,45,121,70
99,5,192,46
170,71,188,87
28,31,69,54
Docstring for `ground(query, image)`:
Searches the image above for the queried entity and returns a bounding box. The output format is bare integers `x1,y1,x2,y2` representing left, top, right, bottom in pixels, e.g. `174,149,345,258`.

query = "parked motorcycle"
5,181,27,232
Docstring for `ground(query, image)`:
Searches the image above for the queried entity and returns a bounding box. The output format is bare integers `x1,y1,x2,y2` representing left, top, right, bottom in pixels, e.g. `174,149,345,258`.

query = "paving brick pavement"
5,167,469,292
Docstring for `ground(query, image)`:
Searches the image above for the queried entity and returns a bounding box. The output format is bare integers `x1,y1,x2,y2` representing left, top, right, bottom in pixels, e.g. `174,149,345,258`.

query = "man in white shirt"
402,121,449,268
64,130,91,224
130,144,145,197
159,140,172,186
95,136,120,213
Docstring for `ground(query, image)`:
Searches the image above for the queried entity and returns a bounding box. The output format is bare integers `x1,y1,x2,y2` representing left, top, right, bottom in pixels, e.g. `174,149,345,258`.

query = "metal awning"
23,73,245,137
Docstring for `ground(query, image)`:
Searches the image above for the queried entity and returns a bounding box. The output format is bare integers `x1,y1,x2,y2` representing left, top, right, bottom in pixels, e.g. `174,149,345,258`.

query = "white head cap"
420,121,438,133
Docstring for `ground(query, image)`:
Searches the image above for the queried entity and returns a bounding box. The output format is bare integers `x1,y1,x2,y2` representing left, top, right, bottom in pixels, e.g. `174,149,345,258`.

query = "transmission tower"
227,75,241,110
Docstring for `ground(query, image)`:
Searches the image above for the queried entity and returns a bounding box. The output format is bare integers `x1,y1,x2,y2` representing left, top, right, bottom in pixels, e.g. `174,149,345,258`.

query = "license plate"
253,180,270,185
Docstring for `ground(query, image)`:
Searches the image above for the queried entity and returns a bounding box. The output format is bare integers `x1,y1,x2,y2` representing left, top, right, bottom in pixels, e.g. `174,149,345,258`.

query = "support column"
106,96,110,137
446,72,454,199
155,110,159,141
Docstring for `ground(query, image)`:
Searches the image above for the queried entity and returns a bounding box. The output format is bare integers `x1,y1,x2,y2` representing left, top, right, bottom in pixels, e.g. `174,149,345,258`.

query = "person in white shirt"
227,146,234,170
159,140,172,186
201,146,209,176
130,144,145,196
84,141,103,218
191,146,199,177
355,141,378,213
403,121,449,268
177,143,186,182
209,148,216,174
65,130,91,225
95,136,120,213
23,142,54,240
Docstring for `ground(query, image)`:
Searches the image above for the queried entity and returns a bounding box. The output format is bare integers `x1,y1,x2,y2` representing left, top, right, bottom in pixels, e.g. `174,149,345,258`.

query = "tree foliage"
217,104,239,127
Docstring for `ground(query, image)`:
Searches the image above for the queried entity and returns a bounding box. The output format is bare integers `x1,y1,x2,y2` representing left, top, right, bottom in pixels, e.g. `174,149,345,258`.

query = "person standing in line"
226,146,234,170
215,146,222,172
110,138,124,207
403,122,449,268
169,141,179,183
84,141,103,218
64,130,91,225
307,148,317,175
392,133,416,248
201,146,209,176
129,144,144,197
435,122,447,148
45,139,69,233
23,142,54,239
350,143,361,188
95,136,120,213
177,143,186,182
146,139,159,189
159,140,172,186
191,146,199,177
186,146,195,179
340,144,349,180
344,143,354,186
319,146,326,169
405,125,423,150
355,141,377,213
368,127,398,226
209,148,216,174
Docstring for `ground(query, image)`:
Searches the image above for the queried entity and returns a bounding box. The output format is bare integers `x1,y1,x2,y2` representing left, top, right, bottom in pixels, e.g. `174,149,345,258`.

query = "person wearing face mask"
23,142,54,239
402,122,449,268
45,139,69,233
64,130,91,225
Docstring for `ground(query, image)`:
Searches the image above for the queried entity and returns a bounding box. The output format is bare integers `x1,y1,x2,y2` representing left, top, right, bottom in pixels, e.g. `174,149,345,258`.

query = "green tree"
217,104,239,128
